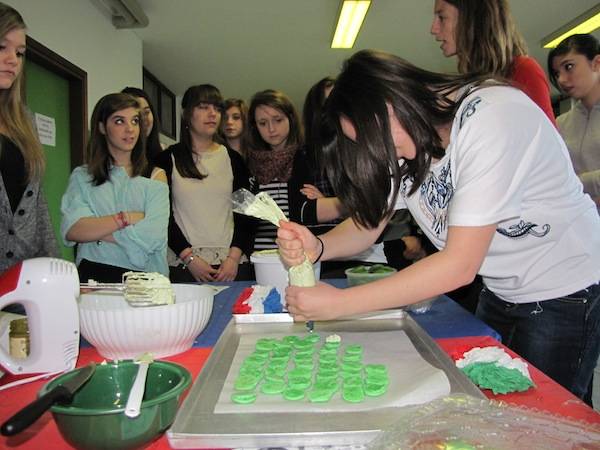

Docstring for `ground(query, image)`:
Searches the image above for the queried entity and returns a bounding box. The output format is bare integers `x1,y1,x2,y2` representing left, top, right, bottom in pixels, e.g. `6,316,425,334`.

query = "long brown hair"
175,84,224,180
446,0,527,78
245,89,303,152
0,3,44,181
121,86,162,168
86,93,147,185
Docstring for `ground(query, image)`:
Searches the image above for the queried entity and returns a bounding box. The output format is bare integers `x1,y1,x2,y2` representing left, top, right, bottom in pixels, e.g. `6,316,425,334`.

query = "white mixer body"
0,257,80,375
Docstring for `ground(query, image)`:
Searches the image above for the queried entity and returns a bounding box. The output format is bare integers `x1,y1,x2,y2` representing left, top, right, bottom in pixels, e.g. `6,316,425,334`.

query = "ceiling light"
331,1,371,49
541,4,600,48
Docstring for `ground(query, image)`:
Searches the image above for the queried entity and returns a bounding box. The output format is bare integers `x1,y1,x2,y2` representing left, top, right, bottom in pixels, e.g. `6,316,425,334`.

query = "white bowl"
78,284,213,360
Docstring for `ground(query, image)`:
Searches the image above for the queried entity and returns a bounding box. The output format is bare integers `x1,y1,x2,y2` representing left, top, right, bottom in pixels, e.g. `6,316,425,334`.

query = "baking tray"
167,313,485,448
233,309,407,324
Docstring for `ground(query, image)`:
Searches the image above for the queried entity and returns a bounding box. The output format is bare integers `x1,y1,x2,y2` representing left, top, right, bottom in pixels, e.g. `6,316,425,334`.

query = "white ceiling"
133,0,600,109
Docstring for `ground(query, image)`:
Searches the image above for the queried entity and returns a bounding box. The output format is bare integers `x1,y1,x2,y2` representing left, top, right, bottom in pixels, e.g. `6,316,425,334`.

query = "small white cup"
250,250,321,299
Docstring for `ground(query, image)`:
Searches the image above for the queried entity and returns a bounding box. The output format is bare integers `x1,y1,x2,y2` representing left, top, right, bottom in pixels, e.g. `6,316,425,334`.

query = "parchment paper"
214,330,450,414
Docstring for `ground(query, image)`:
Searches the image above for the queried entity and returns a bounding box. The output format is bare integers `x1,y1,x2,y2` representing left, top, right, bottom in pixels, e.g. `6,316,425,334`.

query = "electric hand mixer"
0,257,79,375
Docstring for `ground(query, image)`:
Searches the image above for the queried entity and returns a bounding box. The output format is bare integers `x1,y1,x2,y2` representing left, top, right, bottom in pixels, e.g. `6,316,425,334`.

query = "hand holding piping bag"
276,220,320,267
231,189,322,326
277,221,336,325
277,220,322,333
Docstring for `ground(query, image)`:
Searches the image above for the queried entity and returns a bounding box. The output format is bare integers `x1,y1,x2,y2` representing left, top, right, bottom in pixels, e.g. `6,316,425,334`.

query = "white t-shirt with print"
395,85,600,303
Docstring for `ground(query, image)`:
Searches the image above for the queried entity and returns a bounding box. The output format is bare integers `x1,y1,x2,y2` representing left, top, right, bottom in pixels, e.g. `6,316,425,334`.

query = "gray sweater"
557,100,600,200
0,174,59,274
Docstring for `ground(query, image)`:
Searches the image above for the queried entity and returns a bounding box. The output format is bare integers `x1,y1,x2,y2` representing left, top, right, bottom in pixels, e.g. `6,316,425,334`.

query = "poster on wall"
34,112,56,147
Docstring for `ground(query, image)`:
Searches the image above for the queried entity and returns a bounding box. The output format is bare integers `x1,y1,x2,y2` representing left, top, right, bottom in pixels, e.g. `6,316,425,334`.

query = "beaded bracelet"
118,211,129,227
182,254,195,269
179,248,193,262
314,236,325,263
113,211,129,229
113,213,122,229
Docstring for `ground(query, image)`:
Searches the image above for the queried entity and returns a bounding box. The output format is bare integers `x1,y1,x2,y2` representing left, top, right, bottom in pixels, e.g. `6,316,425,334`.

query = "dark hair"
86,93,147,185
323,49,492,229
220,98,248,152
445,0,527,77
121,87,162,170
245,89,303,151
547,34,600,90
303,77,335,155
175,84,224,180
222,98,248,132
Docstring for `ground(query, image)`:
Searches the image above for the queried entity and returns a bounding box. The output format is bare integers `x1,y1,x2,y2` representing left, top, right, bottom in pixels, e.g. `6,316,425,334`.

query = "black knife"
1,362,96,436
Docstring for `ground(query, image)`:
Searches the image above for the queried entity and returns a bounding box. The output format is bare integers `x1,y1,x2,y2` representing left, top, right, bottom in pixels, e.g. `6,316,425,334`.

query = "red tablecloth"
1,337,598,449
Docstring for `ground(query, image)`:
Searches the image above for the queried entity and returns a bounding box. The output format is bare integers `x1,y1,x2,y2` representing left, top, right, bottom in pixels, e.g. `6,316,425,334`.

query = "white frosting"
244,191,287,226
246,285,274,314
288,257,316,287
123,272,175,305
455,346,531,379
326,334,341,343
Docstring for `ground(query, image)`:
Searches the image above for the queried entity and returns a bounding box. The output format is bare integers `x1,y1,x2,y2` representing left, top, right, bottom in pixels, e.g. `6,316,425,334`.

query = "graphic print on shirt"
496,220,550,239
459,97,482,129
419,160,454,236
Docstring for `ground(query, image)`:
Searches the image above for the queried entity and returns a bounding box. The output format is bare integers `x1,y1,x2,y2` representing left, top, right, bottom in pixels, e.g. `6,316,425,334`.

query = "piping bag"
232,189,316,331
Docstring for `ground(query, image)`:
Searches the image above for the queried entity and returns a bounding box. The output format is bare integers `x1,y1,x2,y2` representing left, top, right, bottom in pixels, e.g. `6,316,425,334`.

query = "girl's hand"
186,256,218,282
300,184,324,200
285,282,345,321
277,220,319,266
214,256,239,282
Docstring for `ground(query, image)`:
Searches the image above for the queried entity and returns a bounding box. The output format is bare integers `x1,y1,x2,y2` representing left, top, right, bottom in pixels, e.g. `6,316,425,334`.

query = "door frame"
24,36,87,167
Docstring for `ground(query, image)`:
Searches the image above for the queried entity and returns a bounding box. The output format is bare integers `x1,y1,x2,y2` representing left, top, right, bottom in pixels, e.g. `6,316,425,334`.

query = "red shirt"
511,55,557,127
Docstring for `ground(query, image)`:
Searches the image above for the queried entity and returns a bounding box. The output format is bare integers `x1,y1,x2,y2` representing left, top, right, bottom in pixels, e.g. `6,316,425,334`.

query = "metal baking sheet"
233,309,407,324
234,312,294,323
167,315,485,448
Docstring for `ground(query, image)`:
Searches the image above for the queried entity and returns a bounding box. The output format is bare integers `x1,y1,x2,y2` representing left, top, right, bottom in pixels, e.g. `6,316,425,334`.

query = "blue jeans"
476,283,600,405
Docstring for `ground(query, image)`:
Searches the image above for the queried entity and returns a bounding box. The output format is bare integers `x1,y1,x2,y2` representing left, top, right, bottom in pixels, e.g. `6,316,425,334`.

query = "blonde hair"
447,0,527,78
0,3,44,181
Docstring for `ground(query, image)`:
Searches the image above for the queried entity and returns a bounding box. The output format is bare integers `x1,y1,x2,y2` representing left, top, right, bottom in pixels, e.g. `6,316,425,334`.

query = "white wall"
5,0,143,121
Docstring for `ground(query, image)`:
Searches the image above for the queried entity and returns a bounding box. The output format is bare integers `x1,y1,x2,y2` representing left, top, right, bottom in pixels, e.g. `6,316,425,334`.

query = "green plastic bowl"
39,360,191,450
345,264,397,287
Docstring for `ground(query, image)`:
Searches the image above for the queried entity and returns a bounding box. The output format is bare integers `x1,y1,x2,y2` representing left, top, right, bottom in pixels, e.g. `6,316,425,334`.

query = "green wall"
25,62,74,261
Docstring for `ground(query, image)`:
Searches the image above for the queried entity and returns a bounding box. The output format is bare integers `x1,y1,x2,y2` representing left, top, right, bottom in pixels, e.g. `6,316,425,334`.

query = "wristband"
182,254,195,269
113,213,122,229
314,236,325,263
180,248,193,261
117,211,129,228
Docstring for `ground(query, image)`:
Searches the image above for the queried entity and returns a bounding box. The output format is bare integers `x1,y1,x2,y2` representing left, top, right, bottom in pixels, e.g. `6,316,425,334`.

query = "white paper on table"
214,330,450,414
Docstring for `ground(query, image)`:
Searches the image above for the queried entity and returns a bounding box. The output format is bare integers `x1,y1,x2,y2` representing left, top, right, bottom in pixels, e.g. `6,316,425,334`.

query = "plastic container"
345,264,397,287
250,250,321,298
79,284,213,360
39,360,191,450
369,393,600,449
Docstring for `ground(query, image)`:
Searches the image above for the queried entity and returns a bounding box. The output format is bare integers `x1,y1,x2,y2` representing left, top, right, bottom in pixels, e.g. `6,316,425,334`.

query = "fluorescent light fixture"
331,1,371,49
541,4,600,48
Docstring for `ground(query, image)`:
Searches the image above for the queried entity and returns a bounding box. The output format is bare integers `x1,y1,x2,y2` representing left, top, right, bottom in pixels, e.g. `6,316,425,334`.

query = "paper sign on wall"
34,112,56,147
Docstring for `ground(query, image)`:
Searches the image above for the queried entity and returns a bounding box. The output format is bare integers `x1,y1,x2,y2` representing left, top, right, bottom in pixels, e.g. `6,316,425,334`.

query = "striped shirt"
254,181,289,250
